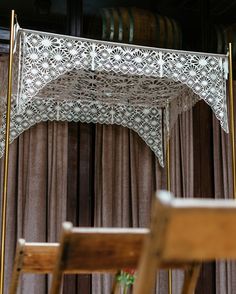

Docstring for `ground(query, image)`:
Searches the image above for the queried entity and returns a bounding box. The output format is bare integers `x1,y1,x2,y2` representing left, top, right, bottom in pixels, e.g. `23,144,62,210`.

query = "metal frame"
167,140,172,294
228,43,236,199
0,10,15,294
0,11,233,294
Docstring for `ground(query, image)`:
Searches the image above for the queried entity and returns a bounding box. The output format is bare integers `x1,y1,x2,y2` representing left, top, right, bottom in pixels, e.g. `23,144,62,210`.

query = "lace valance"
0,27,229,166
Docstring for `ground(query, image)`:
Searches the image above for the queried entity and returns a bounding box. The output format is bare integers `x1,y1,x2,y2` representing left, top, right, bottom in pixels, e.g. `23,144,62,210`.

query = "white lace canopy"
0,26,229,166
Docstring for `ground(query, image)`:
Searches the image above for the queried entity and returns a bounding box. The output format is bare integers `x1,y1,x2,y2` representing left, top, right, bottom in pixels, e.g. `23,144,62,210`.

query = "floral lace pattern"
0,100,165,164
0,28,229,166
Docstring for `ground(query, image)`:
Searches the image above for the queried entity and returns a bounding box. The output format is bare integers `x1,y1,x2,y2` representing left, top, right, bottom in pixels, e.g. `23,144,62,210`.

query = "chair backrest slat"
23,243,58,273
134,191,236,294
164,208,236,260
63,228,148,272
152,191,236,261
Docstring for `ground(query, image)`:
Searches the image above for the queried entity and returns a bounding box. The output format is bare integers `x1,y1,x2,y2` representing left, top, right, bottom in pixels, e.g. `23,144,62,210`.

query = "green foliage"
116,269,136,293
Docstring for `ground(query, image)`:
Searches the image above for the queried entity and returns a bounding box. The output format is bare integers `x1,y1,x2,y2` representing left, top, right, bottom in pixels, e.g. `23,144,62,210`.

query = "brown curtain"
93,125,165,293
4,97,235,293
93,108,194,294
0,106,193,293
0,121,69,293
213,83,236,294
170,109,194,294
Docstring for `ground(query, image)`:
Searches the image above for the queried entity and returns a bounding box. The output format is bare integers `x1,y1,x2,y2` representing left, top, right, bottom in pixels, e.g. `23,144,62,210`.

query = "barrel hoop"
101,9,108,40
127,7,134,43
155,14,161,47
163,16,169,48
222,26,227,53
158,15,166,48
170,18,177,49
176,20,182,49
107,8,115,41
215,25,224,53
111,8,119,41
102,8,112,40
117,8,123,42
166,16,174,48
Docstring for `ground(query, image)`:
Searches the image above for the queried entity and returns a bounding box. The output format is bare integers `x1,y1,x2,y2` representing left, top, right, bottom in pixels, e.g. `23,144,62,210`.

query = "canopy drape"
0,25,229,166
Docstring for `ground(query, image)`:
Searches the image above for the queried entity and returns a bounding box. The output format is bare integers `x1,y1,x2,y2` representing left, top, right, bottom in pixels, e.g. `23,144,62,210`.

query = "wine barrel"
208,25,227,55
225,24,236,58
209,24,236,57
208,24,236,71
85,7,182,49
215,25,227,54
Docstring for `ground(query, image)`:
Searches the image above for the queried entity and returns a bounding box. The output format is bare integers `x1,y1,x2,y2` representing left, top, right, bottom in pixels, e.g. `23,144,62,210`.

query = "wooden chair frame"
48,223,191,294
9,240,58,294
10,226,149,293
49,224,148,294
11,189,236,293
134,190,236,294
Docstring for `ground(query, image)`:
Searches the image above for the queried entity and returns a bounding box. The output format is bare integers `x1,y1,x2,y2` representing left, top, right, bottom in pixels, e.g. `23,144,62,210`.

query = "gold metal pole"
167,140,172,294
228,43,236,200
167,139,171,192
0,10,15,294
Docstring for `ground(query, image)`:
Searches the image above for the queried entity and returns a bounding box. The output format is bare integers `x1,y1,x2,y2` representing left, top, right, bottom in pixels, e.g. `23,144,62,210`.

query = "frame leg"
111,272,120,294
182,263,201,294
50,223,73,294
133,252,159,294
50,269,64,294
0,9,15,294
9,239,25,294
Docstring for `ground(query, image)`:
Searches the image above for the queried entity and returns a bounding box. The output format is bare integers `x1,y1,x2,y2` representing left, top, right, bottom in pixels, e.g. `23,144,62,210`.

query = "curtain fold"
213,83,236,294
5,96,235,293
170,109,194,294
4,99,232,294
93,108,193,294
0,121,68,293
0,106,194,293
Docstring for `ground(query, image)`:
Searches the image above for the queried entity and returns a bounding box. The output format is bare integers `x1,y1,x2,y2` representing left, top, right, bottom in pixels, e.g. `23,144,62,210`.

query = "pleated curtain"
0,82,235,293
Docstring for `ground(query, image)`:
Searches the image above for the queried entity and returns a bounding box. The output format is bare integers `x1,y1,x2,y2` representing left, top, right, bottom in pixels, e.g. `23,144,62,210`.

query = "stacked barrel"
84,7,182,49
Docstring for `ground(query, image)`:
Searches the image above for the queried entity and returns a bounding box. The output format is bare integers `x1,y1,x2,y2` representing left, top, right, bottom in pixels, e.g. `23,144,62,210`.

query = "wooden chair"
10,226,149,294
9,240,58,294
49,223,148,294
48,223,191,294
15,189,227,294
133,190,236,294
